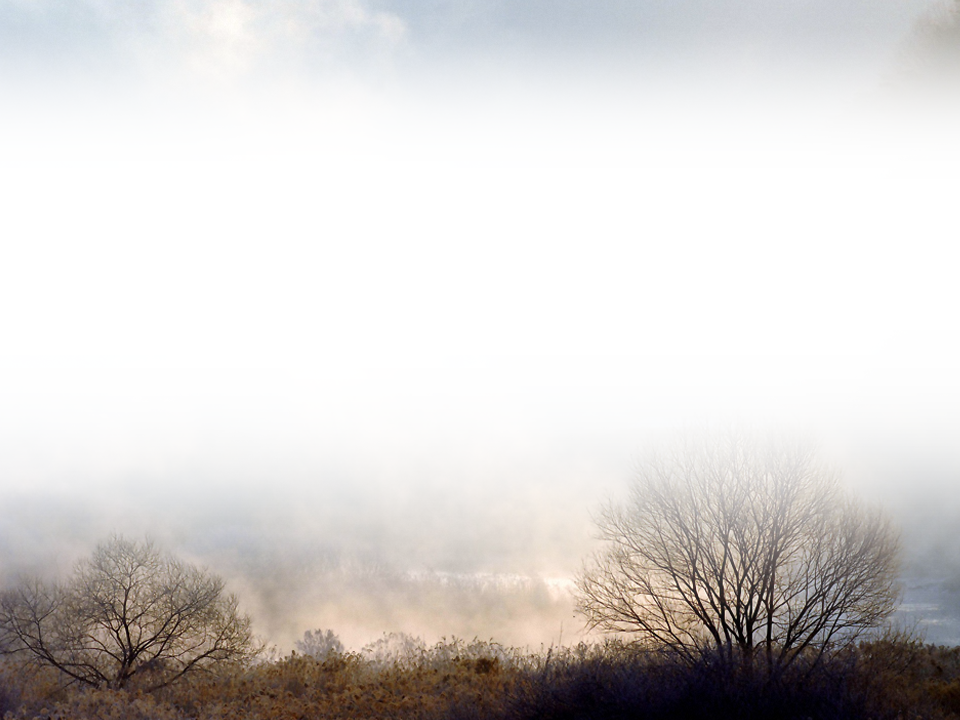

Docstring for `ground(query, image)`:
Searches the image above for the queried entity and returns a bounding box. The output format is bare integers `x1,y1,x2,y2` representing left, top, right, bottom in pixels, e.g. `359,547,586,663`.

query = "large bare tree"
576,434,901,673
0,536,257,689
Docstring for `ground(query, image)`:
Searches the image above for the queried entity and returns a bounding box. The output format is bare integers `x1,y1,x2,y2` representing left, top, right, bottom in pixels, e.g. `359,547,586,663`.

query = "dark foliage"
502,633,960,720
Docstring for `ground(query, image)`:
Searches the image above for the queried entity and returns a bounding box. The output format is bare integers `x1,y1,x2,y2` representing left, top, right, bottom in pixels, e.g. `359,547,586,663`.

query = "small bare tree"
361,632,426,666
0,536,257,689
576,434,901,674
295,628,344,660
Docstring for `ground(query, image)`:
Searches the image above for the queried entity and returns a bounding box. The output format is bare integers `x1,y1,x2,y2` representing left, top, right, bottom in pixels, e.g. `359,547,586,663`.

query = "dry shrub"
505,637,951,720
854,634,960,720
0,660,67,718
2,634,960,720
9,690,184,720
152,637,520,720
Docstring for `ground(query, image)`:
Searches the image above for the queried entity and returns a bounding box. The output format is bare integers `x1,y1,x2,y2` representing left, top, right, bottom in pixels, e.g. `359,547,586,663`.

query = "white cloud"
151,0,407,80
0,0,407,84
164,0,264,78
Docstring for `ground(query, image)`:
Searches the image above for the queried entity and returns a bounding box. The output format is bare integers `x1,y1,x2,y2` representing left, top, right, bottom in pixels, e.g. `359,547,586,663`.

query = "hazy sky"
0,0,947,89
1,0,959,649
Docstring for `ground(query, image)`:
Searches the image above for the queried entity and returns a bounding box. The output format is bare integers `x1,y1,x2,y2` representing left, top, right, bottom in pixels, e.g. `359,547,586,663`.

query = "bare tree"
295,628,344,660
0,536,257,689
576,433,901,674
361,632,426,666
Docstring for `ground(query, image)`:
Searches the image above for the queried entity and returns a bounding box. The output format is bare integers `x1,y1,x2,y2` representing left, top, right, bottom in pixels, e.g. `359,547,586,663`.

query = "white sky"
2,92,958,497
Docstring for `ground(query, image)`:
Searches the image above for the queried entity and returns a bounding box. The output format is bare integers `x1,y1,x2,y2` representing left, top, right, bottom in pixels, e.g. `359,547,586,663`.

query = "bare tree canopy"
576,433,901,672
296,628,344,660
0,536,257,689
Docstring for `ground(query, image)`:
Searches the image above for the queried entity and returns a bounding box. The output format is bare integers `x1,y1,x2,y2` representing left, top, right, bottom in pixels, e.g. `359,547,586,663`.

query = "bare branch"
0,535,257,689
575,431,901,675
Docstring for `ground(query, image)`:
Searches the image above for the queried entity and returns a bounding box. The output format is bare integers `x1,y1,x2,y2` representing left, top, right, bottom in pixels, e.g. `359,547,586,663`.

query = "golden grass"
4,636,960,719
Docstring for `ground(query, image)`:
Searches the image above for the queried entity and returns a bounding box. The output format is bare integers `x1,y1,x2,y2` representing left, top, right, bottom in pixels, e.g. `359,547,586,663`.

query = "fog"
1,0,959,653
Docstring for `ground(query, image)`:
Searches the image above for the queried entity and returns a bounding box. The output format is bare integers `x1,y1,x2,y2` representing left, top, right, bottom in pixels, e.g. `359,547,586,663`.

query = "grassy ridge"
3,636,960,719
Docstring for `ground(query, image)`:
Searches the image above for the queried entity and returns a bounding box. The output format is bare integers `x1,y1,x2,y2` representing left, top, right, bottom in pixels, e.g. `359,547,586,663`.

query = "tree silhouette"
576,433,901,674
0,536,257,689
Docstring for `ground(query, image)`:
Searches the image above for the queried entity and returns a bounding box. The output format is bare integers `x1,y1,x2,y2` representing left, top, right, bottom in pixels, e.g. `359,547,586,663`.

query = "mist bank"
2,441,960,651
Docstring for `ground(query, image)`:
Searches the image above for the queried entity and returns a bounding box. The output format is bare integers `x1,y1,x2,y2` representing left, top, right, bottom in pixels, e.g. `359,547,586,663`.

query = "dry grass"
3,635,960,719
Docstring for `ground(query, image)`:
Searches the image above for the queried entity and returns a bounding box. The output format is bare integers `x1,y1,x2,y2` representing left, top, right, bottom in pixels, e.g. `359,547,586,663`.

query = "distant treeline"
3,633,960,719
